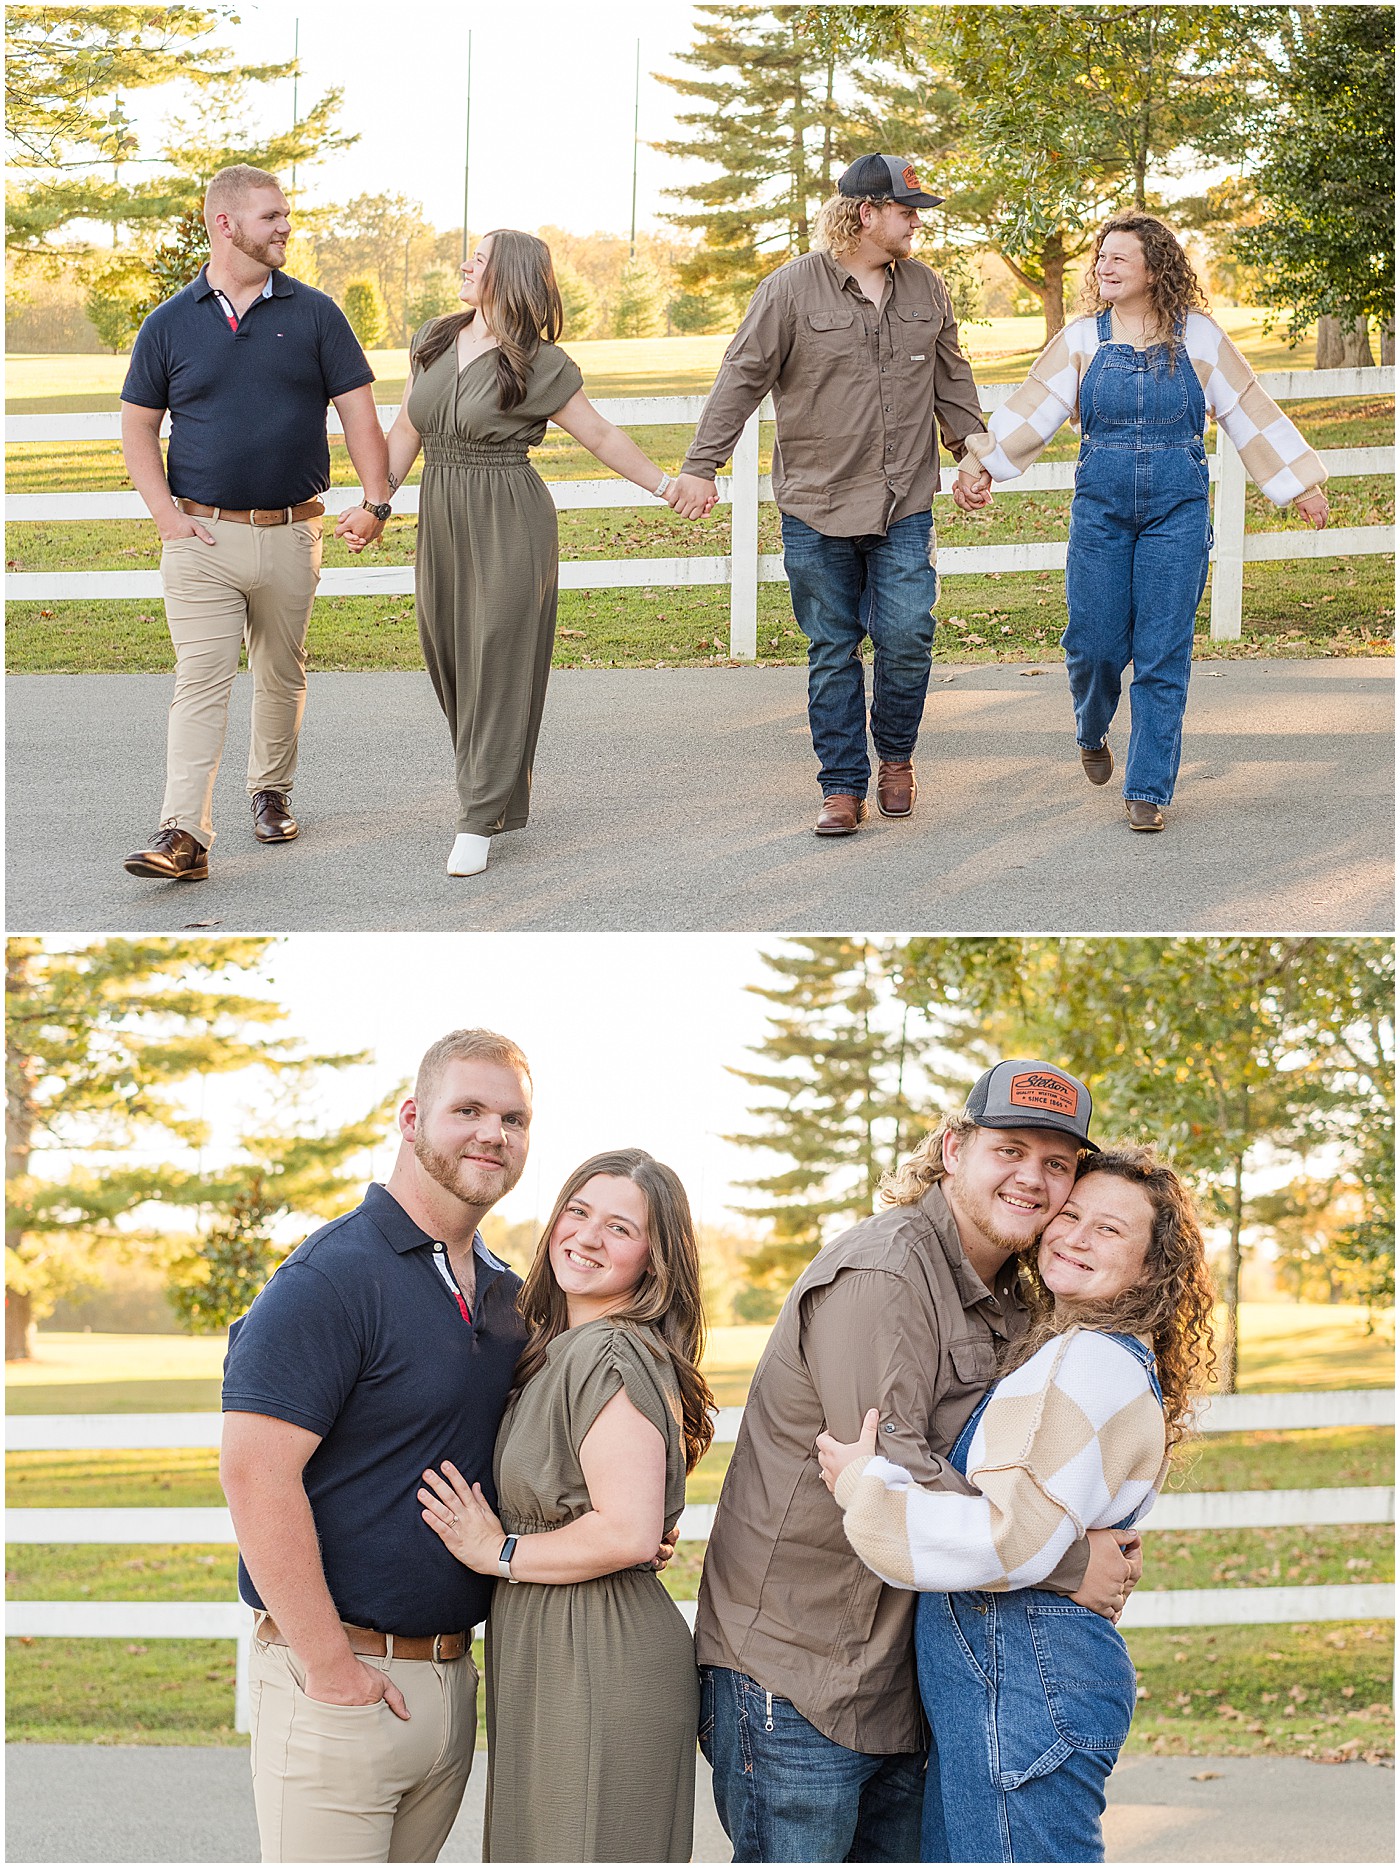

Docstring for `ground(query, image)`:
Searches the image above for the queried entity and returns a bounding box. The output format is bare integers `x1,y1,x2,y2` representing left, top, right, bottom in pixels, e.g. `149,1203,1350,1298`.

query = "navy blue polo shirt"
222,1183,525,1635
121,266,374,509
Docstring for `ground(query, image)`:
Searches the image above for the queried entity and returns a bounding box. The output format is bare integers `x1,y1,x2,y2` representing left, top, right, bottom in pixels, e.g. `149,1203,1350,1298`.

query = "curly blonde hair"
813,193,894,262
1079,211,1210,363
1003,1144,1217,1449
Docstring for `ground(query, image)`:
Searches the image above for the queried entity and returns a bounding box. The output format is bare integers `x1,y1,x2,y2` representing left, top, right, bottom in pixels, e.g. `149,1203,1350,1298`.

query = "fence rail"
8,1385,1392,1455
7,372,1392,654
7,1388,1392,1732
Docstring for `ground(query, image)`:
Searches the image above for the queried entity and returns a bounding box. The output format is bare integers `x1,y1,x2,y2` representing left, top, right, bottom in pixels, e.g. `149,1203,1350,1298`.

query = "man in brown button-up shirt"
696,1059,1143,1862
674,154,995,837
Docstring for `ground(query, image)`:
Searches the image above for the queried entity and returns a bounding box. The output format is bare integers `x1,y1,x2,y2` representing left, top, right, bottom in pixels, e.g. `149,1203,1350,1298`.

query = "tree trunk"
1040,234,1067,342
1218,1156,1245,1393
1381,322,1395,366
6,1288,33,1361
1316,313,1376,368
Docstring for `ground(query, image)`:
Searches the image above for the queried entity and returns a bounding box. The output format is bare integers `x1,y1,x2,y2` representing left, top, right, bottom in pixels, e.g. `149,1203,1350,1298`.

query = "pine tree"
653,5,857,312
726,939,932,1297
5,938,388,1358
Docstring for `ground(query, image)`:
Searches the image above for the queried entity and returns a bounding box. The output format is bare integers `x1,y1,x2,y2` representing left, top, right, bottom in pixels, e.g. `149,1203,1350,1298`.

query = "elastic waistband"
423,444,530,470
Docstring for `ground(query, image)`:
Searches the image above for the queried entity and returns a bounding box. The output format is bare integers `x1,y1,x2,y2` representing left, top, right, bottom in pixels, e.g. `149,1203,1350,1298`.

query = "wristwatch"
360,497,393,521
497,1534,519,1581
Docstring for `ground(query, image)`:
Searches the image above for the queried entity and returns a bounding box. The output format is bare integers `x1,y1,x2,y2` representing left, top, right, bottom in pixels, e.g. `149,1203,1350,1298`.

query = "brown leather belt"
175,497,324,526
255,1613,469,1662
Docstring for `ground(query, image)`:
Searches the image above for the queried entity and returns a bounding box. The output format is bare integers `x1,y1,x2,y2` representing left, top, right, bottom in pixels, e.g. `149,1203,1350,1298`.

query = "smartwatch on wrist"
497,1534,520,1581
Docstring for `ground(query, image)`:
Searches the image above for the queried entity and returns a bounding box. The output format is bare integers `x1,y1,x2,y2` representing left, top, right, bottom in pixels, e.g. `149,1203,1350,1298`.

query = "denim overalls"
914,1333,1162,1863
1064,310,1213,808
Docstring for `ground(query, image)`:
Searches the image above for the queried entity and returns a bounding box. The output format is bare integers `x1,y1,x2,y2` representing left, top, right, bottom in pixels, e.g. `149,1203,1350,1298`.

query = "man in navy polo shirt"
221,1027,533,1862
121,163,394,883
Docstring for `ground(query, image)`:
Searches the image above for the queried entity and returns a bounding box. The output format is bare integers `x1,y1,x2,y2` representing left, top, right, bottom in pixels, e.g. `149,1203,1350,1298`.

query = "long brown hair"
1079,211,1210,365
411,229,564,410
511,1149,715,1472
1003,1145,1217,1449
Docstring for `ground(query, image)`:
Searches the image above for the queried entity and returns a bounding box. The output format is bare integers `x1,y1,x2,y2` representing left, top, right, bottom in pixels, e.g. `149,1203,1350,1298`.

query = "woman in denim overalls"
960,214,1329,830
818,1148,1217,1863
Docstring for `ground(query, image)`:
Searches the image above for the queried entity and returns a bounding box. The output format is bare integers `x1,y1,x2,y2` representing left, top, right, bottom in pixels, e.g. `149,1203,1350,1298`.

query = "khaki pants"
158,516,322,846
248,1628,478,1864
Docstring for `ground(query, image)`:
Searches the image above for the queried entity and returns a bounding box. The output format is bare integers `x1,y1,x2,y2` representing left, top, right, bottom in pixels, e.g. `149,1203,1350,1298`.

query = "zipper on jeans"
764,1691,774,1732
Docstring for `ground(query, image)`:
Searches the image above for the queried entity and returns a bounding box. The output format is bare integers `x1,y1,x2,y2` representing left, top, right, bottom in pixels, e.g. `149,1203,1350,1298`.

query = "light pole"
461,30,473,263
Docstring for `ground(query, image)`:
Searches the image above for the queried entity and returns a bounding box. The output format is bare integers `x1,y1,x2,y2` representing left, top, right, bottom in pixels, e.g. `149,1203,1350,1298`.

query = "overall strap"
948,1384,996,1475
1096,306,1113,342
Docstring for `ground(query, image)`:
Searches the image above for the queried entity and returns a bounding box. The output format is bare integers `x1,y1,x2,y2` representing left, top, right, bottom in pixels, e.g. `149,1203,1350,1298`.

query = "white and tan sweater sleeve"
1184,314,1327,504
960,317,1100,482
833,1327,1168,1593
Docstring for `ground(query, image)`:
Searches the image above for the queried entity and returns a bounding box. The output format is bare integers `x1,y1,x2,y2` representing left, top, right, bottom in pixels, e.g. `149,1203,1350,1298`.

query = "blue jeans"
699,1665,924,1862
915,1590,1136,1863
780,510,939,797
1063,441,1211,808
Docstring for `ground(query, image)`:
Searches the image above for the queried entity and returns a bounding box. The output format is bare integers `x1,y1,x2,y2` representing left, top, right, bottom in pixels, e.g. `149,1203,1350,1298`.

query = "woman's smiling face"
547,1173,652,1323
1038,1170,1155,1306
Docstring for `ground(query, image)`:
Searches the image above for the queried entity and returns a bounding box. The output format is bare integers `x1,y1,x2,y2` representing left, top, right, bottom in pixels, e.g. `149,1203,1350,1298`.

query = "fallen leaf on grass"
559,629,587,638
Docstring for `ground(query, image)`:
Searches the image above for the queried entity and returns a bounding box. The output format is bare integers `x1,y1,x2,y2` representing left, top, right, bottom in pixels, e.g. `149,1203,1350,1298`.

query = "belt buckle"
432,1633,446,1662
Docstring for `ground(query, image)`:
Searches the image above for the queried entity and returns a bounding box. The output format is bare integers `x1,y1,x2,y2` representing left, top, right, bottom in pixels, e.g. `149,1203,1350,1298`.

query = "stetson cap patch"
1008,1071,1080,1116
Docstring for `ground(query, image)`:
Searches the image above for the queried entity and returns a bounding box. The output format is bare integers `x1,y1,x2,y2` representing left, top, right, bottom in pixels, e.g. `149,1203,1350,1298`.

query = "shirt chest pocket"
949,1336,999,1395
897,306,934,362
806,309,858,345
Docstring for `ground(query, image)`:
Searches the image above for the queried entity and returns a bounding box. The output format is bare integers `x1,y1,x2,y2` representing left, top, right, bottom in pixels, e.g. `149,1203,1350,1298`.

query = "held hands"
1294,490,1329,530
418,1460,505,1575
334,503,387,555
651,1523,680,1574
1073,1527,1144,1624
815,1407,881,1495
667,472,719,521
952,467,993,513
301,1652,410,1721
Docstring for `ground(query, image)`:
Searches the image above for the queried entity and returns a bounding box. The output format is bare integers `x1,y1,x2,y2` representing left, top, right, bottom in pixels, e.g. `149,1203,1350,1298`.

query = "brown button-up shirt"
694,1180,1091,1754
680,248,987,537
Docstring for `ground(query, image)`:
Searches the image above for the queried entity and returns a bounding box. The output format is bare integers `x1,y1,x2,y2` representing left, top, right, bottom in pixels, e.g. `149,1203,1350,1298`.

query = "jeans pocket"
698,1668,715,1758
1028,1602,1136,1753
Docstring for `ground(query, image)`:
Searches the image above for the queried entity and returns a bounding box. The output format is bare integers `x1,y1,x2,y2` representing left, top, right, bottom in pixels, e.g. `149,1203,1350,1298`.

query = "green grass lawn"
6,324,1391,673
8,1317,1392,1753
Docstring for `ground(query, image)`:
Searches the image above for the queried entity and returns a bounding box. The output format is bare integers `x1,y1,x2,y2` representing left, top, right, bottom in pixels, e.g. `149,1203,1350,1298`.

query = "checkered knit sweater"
962,313,1327,507
831,1326,1168,1593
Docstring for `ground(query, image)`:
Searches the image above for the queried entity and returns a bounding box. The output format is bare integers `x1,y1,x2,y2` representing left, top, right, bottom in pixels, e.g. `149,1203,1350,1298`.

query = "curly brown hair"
1001,1144,1217,1449
1079,211,1210,364
510,1148,715,1473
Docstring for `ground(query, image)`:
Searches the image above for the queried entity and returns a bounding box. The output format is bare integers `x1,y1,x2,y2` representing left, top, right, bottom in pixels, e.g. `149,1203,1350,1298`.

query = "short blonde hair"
813,193,894,262
204,165,285,233
414,1028,532,1111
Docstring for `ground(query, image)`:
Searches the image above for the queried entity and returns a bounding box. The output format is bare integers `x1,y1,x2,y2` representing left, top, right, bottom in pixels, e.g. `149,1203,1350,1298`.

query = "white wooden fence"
7,1388,1393,1733
6,369,1392,656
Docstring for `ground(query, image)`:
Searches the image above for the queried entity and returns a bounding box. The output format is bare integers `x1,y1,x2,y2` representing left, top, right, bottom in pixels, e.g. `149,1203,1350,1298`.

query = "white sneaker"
447,833,490,876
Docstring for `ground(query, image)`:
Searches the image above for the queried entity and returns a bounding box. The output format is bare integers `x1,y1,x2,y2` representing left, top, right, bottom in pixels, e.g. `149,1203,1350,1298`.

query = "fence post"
728,409,760,658
1210,427,1247,641
235,1618,252,1734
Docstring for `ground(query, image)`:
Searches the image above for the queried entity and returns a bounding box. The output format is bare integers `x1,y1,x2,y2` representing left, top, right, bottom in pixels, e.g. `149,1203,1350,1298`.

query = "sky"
109,0,712,241
166,932,819,1236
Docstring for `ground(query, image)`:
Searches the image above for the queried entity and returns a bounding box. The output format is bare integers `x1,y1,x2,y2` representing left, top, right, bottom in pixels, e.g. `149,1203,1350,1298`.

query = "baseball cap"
964,1060,1096,1148
837,154,945,208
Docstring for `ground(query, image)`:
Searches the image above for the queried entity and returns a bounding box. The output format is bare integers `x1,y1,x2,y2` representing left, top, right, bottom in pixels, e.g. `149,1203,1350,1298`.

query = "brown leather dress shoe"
876,758,917,817
1080,741,1114,786
814,794,869,836
123,823,209,880
1126,799,1165,832
251,789,299,842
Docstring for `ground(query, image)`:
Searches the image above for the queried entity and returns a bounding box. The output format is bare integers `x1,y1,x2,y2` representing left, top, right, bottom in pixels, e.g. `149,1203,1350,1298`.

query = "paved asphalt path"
6,1743,1393,1863
7,660,1392,933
